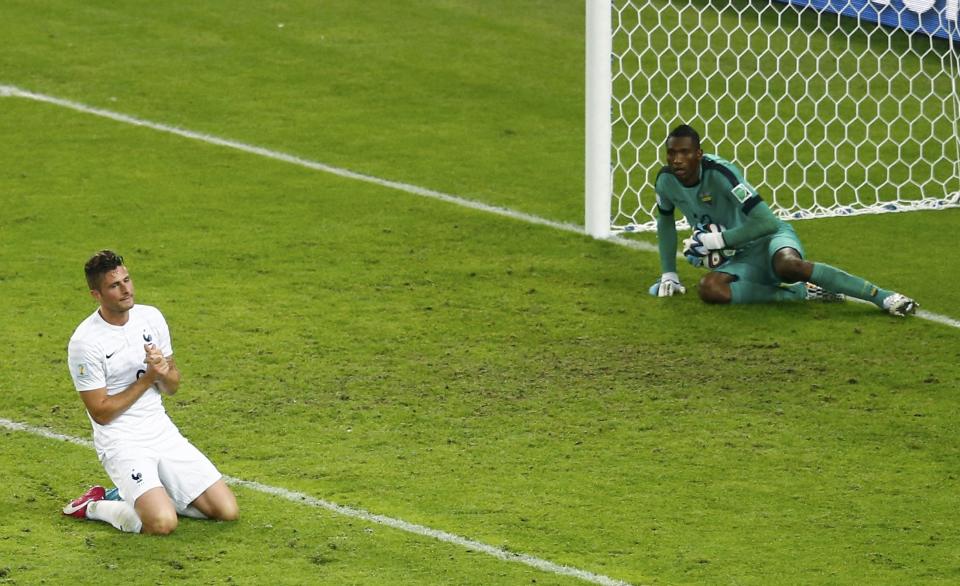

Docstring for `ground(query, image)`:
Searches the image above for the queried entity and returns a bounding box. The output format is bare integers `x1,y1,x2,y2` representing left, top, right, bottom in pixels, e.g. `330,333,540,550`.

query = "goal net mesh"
610,0,960,232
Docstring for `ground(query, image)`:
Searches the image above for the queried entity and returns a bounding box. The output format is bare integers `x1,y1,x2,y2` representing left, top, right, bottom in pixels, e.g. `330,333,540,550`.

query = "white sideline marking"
0,417,634,586
2,84,957,329
915,309,960,328
0,83,653,254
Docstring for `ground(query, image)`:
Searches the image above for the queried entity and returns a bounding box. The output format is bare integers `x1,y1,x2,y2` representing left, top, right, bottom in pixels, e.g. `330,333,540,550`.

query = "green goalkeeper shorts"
715,223,805,286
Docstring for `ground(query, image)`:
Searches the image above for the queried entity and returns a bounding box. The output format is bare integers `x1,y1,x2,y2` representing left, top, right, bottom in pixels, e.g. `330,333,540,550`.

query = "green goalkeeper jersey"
655,154,783,251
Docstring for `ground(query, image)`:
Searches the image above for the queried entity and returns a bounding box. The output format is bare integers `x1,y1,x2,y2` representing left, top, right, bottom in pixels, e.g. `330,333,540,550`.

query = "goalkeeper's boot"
882,293,918,317
805,283,844,303
62,485,106,518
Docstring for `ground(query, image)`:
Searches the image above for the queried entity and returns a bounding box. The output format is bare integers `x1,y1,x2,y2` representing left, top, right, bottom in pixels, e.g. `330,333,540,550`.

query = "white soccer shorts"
101,430,222,511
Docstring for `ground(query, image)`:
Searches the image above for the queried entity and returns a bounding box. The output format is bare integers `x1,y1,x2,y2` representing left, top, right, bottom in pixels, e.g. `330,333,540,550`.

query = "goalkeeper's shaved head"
667,124,701,150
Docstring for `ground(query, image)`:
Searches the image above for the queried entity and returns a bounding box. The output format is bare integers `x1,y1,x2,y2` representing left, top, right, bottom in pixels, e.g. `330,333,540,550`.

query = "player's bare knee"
775,260,805,283
196,482,239,521
218,503,239,522
141,512,178,535
773,249,811,283
698,273,732,304
212,497,239,522
143,523,176,536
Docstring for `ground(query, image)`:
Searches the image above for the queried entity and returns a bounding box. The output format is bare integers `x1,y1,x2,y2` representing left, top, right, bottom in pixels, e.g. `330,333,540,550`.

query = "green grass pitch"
1,1,959,584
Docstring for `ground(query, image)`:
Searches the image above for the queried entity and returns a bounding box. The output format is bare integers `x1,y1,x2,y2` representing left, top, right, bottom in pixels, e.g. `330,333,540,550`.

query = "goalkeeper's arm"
697,199,781,251
653,205,686,296
656,206,679,274
722,200,779,248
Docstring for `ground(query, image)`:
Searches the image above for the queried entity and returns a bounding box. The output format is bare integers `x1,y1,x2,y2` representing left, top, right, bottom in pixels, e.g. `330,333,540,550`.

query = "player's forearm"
721,200,779,248
656,210,679,273
86,375,159,425
156,367,181,396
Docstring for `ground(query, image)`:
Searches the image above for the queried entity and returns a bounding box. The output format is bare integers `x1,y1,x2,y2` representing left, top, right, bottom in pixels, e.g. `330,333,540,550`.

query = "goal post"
585,0,614,239
585,0,960,236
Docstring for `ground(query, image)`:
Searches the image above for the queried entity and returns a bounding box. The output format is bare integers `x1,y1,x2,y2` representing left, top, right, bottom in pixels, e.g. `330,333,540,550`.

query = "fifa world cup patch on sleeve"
731,183,756,203
77,364,87,376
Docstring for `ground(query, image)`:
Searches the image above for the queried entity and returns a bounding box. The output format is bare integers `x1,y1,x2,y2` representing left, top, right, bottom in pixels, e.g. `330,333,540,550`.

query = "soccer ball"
699,223,736,270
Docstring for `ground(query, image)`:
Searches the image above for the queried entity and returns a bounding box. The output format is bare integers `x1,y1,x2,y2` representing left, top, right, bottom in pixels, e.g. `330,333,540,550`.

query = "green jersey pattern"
655,154,781,252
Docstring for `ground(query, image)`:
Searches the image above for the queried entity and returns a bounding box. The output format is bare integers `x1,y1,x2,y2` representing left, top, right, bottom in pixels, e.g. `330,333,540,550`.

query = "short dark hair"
84,250,125,291
667,124,701,150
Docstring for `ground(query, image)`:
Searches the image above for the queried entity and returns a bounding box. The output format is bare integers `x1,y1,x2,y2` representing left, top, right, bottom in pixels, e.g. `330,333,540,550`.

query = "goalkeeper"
652,124,917,317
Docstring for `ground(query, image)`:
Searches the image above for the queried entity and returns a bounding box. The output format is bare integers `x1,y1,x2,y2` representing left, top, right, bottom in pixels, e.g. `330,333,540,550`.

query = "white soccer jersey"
67,304,178,458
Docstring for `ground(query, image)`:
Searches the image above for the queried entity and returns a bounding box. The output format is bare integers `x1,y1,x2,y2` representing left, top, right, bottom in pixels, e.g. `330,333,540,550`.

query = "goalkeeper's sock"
86,500,142,533
730,280,806,304
810,263,891,307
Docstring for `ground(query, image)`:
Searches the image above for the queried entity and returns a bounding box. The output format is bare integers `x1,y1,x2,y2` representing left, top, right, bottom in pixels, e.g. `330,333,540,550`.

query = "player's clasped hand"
144,344,169,377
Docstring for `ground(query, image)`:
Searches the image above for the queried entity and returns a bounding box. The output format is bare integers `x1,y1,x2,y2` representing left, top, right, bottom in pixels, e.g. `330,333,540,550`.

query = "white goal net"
586,0,960,235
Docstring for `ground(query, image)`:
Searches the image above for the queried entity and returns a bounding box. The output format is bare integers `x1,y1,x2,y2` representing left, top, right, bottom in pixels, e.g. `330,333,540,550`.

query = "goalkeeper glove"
682,225,726,257
698,228,725,250
649,272,686,297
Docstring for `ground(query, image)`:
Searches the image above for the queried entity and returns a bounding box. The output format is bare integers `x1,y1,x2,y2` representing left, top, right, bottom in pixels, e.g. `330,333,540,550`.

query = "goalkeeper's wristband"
698,230,726,251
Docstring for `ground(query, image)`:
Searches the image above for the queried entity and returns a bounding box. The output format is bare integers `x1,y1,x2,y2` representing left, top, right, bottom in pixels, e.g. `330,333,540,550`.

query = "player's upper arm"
67,340,106,392
78,387,112,425
705,158,758,210
654,167,676,215
720,166,763,214
657,192,675,216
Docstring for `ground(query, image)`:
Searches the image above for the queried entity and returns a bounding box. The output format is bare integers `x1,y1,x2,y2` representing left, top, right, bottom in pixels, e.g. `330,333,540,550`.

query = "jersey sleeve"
717,161,762,214
654,168,676,214
721,200,781,249
67,338,106,392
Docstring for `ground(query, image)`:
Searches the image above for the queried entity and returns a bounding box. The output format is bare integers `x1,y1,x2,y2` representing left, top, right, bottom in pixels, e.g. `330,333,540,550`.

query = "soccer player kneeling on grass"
63,250,238,534
651,124,918,317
